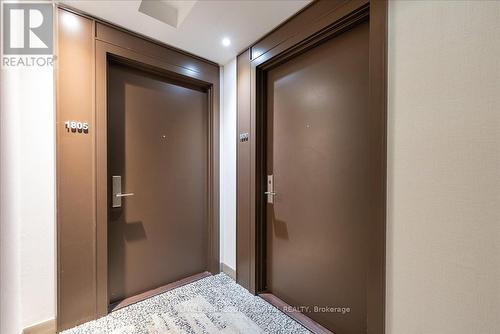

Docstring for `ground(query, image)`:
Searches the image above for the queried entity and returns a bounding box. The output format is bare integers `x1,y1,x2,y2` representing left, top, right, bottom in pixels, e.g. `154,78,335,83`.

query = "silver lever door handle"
116,193,134,197
112,175,134,208
266,175,276,204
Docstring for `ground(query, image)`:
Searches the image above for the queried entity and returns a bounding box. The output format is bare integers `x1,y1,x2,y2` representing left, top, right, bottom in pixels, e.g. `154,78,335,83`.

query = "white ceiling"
60,0,311,65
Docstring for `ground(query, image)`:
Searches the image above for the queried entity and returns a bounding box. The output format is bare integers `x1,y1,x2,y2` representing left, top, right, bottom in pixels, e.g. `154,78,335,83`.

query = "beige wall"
387,1,500,333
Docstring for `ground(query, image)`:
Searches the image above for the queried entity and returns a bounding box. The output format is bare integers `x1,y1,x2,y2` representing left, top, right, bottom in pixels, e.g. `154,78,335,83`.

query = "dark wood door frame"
236,0,387,333
57,6,220,331
95,38,219,317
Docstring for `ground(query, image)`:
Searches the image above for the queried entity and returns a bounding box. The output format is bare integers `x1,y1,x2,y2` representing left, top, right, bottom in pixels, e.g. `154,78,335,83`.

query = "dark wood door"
107,62,208,304
266,21,369,333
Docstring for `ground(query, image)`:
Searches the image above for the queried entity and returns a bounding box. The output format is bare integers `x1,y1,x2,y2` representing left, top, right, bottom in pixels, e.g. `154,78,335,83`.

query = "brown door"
107,61,208,304
266,21,369,333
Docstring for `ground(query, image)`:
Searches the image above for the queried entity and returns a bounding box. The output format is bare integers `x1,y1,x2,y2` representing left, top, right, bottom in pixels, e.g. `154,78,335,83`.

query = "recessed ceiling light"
222,37,231,47
61,11,80,32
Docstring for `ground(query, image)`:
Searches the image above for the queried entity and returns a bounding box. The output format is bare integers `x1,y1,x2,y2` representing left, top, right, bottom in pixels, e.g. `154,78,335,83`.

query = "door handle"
266,175,275,203
116,193,135,197
112,176,134,208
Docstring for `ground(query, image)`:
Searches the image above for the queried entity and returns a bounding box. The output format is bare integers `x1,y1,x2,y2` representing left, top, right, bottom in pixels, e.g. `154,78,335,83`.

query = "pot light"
222,37,231,47
61,11,80,32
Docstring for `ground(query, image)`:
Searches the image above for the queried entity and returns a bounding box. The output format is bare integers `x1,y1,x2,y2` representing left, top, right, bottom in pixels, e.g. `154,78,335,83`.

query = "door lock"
266,175,276,204
112,176,134,208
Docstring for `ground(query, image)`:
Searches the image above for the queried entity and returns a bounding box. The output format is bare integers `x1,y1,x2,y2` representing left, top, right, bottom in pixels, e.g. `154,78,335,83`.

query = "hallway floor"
61,273,310,334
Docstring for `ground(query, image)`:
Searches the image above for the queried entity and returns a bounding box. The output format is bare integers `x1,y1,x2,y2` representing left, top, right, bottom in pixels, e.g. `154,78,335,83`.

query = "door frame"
56,6,220,330
236,0,387,333
95,40,219,316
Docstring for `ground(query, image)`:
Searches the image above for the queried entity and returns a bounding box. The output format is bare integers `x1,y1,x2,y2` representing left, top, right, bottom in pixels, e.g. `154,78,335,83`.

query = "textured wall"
387,1,500,333
0,63,56,332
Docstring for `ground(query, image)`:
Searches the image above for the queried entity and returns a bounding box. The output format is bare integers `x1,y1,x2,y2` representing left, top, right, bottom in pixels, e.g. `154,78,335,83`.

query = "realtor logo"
2,3,53,55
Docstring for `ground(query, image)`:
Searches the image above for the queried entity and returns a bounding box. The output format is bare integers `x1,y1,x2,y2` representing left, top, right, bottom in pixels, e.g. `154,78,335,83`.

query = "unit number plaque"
64,120,89,133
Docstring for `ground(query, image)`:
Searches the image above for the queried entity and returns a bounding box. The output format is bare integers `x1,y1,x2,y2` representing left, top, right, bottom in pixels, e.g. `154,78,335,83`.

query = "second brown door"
107,61,208,304
266,21,370,333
